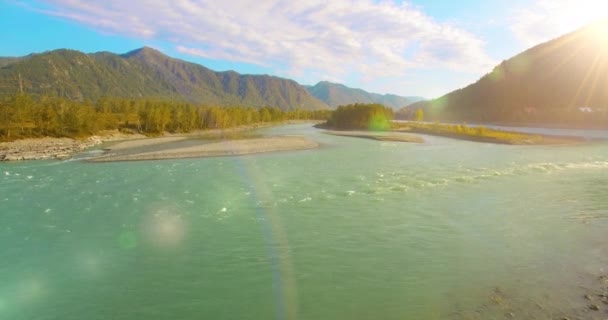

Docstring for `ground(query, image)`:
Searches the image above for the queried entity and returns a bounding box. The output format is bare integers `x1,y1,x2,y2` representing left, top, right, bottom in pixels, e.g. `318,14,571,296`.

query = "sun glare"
590,19,608,43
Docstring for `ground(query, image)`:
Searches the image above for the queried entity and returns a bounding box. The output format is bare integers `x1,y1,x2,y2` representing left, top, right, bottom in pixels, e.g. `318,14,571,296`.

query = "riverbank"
0,131,146,161
324,130,424,143
103,123,276,151
0,121,319,161
89,136,319,162
393,122,586,145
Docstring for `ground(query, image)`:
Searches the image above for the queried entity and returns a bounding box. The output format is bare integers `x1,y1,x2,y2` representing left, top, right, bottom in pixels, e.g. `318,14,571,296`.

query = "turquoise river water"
1,123,608,320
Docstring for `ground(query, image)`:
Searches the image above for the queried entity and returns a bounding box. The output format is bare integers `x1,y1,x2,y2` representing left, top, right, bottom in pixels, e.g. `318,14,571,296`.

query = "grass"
392,122,580,145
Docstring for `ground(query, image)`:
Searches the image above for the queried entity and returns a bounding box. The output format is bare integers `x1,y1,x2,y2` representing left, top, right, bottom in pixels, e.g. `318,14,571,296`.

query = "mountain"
0,57,24,68
404,20,608,127
306,81,424,109
0,47,328,110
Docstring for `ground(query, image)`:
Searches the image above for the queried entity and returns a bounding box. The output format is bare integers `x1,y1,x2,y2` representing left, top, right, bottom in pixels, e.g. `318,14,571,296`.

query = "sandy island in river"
89,136,319,162
103,136,189,151
324,130,425,143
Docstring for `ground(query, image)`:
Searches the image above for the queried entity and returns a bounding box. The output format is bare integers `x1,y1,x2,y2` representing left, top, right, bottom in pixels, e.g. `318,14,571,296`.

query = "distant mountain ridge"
0,47,328,110
404,21,608,127
0,57,24,68
306,81,424,109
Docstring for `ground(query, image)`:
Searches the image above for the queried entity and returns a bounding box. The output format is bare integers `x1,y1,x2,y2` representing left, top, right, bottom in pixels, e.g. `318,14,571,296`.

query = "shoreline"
392,122,589,145
315,122,588,145
395,126,585,145
393,120,608,130
88,136,319,162
323,130,424,143
0,121,318,162
0,131,147,161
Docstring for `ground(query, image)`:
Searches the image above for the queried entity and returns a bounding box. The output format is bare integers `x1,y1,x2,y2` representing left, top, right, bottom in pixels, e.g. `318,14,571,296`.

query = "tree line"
0,94,332,141
325,103,394,130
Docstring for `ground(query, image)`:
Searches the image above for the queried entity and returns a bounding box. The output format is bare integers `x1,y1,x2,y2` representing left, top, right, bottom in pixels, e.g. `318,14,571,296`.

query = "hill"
306,81,424,109
403,20,608,127
0,47,328,110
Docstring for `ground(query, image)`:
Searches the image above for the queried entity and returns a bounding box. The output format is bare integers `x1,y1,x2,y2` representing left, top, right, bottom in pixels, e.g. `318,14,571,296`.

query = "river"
1,123,607,319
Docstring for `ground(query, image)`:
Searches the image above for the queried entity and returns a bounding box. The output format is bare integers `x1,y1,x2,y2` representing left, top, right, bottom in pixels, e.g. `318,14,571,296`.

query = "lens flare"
232,157,299,320
16,278,44,303
368,113,390,131
431,96,448,109
117,231,139,249
142,206,186,249
77,253,104,277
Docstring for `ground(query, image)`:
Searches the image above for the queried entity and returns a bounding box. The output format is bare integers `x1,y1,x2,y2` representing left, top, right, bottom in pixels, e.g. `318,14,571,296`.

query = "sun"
589,18,608,43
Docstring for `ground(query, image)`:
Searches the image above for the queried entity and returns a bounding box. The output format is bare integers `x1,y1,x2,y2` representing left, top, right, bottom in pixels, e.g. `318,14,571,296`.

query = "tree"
260,108,272,122
327,103,393,130
0,93,333,141
415,109,425,122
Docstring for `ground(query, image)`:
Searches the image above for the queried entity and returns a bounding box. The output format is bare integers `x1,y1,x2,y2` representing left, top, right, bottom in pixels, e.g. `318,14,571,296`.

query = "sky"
1,0,607,98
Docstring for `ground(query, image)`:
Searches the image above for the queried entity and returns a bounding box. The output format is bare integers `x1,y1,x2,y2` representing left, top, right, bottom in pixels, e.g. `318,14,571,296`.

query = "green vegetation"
393,122,580,144
325,103,394,130
0,47,328,110
0,94,331,141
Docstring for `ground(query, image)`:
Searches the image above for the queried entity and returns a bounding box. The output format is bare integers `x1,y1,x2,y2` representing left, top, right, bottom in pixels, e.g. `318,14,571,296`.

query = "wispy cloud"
31,0,494,91
511,0,608,47
175,45,270,67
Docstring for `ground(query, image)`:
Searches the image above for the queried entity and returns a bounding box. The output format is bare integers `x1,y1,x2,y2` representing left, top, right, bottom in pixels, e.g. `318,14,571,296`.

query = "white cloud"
511,0,608,47
34,0,494,92
176,45,269,67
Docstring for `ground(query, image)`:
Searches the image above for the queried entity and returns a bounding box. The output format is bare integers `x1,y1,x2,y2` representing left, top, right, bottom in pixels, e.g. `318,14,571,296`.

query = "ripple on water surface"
1,124,608,319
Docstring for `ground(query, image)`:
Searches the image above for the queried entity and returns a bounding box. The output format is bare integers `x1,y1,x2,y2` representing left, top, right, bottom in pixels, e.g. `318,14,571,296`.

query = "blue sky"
1,0,607,98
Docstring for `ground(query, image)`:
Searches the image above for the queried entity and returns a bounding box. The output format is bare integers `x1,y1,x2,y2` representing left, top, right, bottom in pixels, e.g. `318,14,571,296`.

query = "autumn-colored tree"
0,94,332,141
